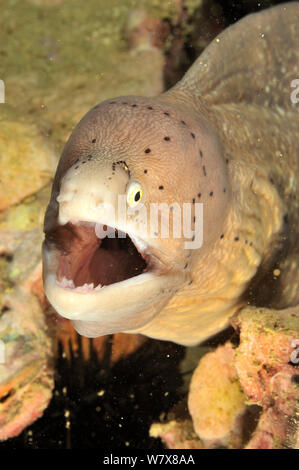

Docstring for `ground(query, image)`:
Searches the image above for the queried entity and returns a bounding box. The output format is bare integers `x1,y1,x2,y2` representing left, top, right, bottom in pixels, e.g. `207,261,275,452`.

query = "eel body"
43,3,299,346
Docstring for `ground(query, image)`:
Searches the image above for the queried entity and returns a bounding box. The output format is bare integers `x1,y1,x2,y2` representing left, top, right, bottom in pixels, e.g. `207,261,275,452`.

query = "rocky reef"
151,306,299,449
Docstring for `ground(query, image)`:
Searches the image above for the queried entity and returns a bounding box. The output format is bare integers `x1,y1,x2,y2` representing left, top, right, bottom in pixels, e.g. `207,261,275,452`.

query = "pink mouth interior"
46,223,147,288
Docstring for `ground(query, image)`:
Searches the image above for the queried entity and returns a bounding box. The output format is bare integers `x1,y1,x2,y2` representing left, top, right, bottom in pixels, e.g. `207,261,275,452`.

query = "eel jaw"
42,221,178,333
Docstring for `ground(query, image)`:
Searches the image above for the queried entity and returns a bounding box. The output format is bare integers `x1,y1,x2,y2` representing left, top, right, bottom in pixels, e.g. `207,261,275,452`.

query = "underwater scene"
0,0,298,451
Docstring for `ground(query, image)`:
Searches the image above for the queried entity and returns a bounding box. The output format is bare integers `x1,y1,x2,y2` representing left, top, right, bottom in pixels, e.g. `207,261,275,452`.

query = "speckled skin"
43,3,299,346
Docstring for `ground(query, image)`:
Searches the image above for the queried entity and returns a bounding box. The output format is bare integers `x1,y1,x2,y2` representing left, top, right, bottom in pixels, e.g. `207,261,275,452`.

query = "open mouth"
45,222,149,293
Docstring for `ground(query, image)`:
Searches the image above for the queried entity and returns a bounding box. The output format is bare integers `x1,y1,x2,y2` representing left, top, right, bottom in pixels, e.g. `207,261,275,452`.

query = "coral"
151,305,299,449
150,419,203,449
188,343,246,447
234,306,299,449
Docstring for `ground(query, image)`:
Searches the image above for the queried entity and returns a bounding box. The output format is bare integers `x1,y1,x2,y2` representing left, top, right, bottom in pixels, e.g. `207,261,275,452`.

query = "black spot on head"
283,214,289,224
220,234,224,239
159,185,164,190
192,198,195,204
209,191,213,197
193,216,196,222
188,280,193,285
197,193,201,198
190,132,195,139
202,166,206,176
147,106,153,110
91,138,96,143
191,234,195,241
144,169,148,174
200,150,203,158
164,112,170,116
145,148,151,154
164,136,170,142
132,104,137,107
181,120,186,125
223,188,226,193
184,263,188,269
226,158,229,164
75,166,79,169
234,236,239,242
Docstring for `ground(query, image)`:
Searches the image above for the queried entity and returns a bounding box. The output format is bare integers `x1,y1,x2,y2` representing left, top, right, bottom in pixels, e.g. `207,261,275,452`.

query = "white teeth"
57,276,75,288
56,277,103,292
76,282,94,292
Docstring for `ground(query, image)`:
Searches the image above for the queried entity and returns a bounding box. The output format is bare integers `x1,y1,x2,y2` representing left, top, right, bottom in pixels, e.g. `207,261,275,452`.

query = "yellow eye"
126,181,143,207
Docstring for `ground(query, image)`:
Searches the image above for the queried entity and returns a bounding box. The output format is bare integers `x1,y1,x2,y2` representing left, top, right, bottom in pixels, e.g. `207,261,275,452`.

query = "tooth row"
76,282,96,292
57,276,75,288
56,277,102,291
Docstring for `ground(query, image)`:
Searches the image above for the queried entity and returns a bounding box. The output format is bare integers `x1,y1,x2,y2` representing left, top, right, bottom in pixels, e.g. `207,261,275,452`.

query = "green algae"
0,198,40,232
0,0,194,147
0,257,12,311
240,306,299,336
0,0,178,84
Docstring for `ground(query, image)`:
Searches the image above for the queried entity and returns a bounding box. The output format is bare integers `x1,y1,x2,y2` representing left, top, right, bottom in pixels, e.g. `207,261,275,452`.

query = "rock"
234,306,299,449
0,288,54,440
0,118,57,211
188,343,246,447
150,419,203,449
0,184,52,284
150,305,299,449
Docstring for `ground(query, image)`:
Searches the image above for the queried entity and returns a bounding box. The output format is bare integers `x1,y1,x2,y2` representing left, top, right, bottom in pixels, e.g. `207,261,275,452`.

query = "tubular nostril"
57,192,75,203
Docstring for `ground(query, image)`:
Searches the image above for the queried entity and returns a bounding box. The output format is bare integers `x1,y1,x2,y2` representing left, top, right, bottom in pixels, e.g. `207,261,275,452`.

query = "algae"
0,0,193,146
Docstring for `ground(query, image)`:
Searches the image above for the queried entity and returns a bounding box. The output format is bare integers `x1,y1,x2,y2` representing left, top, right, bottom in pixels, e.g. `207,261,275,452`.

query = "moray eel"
43,3,299,346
